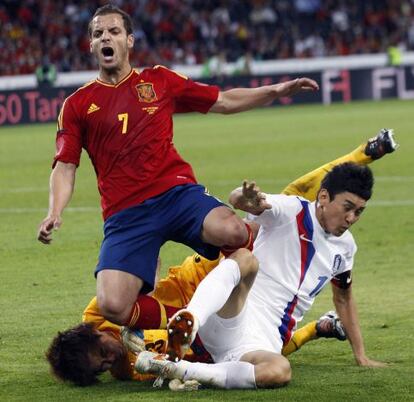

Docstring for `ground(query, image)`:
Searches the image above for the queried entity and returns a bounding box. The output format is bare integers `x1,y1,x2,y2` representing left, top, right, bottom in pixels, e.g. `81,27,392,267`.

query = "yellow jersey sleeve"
153,254,219,307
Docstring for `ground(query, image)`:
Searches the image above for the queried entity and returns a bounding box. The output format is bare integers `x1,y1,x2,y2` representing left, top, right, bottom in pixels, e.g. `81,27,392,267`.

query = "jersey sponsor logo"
332,254,343,274
136,83,157,103
87,103,100,114
299,233,312,243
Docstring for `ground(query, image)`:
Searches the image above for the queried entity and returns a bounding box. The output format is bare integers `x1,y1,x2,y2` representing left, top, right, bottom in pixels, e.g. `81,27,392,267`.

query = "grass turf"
0,99,413,401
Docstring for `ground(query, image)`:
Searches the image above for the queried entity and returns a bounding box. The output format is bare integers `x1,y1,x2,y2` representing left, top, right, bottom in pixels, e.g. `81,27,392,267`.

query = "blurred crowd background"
1,0,414,76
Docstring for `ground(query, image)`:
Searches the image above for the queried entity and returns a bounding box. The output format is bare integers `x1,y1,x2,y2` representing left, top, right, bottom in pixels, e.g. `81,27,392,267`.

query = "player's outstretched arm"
37,161,76,244
331,284,387,368
229,180,271,215
210,77,319,114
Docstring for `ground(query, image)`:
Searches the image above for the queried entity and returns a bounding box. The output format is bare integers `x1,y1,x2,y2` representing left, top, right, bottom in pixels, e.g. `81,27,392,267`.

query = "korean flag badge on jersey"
332,254,344,275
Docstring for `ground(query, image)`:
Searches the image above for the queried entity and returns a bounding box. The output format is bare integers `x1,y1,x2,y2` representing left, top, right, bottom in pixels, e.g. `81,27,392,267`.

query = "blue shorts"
95,184,225,293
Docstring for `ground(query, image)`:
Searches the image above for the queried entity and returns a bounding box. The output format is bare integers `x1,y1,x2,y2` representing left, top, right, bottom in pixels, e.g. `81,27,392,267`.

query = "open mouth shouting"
101,46,115,62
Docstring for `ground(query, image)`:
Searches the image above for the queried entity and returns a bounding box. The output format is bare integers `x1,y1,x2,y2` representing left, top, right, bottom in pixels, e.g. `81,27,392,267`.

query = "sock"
281,144,371,201
282,321,317,356
187,258,241,327
175,360,256,389
126,295,179,329
282,338,299,356
221,223,254,257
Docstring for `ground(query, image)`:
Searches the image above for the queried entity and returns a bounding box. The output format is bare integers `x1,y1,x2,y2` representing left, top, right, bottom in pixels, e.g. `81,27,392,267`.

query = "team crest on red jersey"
136,83,157,103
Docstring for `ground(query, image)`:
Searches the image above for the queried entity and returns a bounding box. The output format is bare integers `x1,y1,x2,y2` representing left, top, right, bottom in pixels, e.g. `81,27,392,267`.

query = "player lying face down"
46,263,346,386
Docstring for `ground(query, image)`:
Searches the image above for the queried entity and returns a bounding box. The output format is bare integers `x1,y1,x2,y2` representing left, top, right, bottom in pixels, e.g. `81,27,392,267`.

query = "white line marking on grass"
0,187,48,193
0,207,100,213
1,201,414,214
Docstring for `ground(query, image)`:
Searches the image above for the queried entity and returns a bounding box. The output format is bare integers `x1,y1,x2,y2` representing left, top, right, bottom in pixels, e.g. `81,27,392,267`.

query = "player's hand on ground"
275,77,319,98
121,327,146,355
241,180,271,214
356,356,388,368
37,215,62,244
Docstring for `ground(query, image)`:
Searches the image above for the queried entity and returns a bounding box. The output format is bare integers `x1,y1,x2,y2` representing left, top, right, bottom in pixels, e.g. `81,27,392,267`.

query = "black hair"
46,323,102,386
88,4,133,37
320,162,374,201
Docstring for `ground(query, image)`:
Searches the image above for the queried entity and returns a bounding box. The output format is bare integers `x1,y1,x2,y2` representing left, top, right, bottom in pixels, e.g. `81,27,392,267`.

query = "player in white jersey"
135,162,386,389
240,192,357,355
135,130,397,389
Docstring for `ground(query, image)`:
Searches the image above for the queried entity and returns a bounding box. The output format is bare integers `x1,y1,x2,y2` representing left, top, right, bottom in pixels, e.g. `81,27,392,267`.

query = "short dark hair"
88,4,133,37
320,162,374,201
46,323,101,386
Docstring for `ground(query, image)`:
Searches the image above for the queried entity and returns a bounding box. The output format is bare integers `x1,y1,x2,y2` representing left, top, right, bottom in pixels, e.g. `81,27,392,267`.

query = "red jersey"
54,66,219,220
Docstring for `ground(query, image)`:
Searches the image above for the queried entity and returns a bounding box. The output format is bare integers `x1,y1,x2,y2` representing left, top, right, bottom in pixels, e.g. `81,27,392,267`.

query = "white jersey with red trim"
247,194,357,347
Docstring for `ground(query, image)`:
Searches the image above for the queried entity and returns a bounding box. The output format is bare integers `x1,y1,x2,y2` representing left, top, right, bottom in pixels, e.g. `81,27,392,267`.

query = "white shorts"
198,300,284,363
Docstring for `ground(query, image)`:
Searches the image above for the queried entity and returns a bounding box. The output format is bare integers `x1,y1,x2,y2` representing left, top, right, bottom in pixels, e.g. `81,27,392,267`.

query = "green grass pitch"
0,99,413,401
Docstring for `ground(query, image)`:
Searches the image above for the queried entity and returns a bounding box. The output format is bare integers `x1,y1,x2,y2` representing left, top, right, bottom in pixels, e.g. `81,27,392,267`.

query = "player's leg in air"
282,128,398,201
165,248,258,362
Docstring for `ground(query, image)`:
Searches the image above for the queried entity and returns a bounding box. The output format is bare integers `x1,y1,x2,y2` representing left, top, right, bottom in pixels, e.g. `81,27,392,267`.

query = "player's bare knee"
255,357,291,388
274,358,292,385
223,217,248,246
97,295,131,325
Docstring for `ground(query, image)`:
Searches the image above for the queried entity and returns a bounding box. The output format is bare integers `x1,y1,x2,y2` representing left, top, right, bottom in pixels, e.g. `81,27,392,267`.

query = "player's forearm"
48,162,76,217
210,77,318,114
333,288,367,362
211,86,280,114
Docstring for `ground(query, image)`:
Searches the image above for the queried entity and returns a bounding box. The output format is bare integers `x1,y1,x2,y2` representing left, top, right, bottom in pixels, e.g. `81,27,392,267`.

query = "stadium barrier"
1,65,414,126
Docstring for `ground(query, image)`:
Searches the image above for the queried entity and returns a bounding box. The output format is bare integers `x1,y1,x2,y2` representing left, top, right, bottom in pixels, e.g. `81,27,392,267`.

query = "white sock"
175,360,256,389
187,258,241,327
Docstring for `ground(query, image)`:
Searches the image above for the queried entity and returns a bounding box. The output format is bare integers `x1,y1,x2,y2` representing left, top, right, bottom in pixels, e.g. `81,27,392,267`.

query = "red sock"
221,223,254,257
125,294,179,329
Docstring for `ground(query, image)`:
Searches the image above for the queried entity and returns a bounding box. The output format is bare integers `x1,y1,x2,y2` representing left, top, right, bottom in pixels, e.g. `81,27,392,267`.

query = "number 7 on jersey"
118,113,129,134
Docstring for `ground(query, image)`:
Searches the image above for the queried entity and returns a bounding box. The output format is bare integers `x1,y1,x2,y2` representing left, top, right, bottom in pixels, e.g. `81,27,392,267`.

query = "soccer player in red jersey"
37,5,319,328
